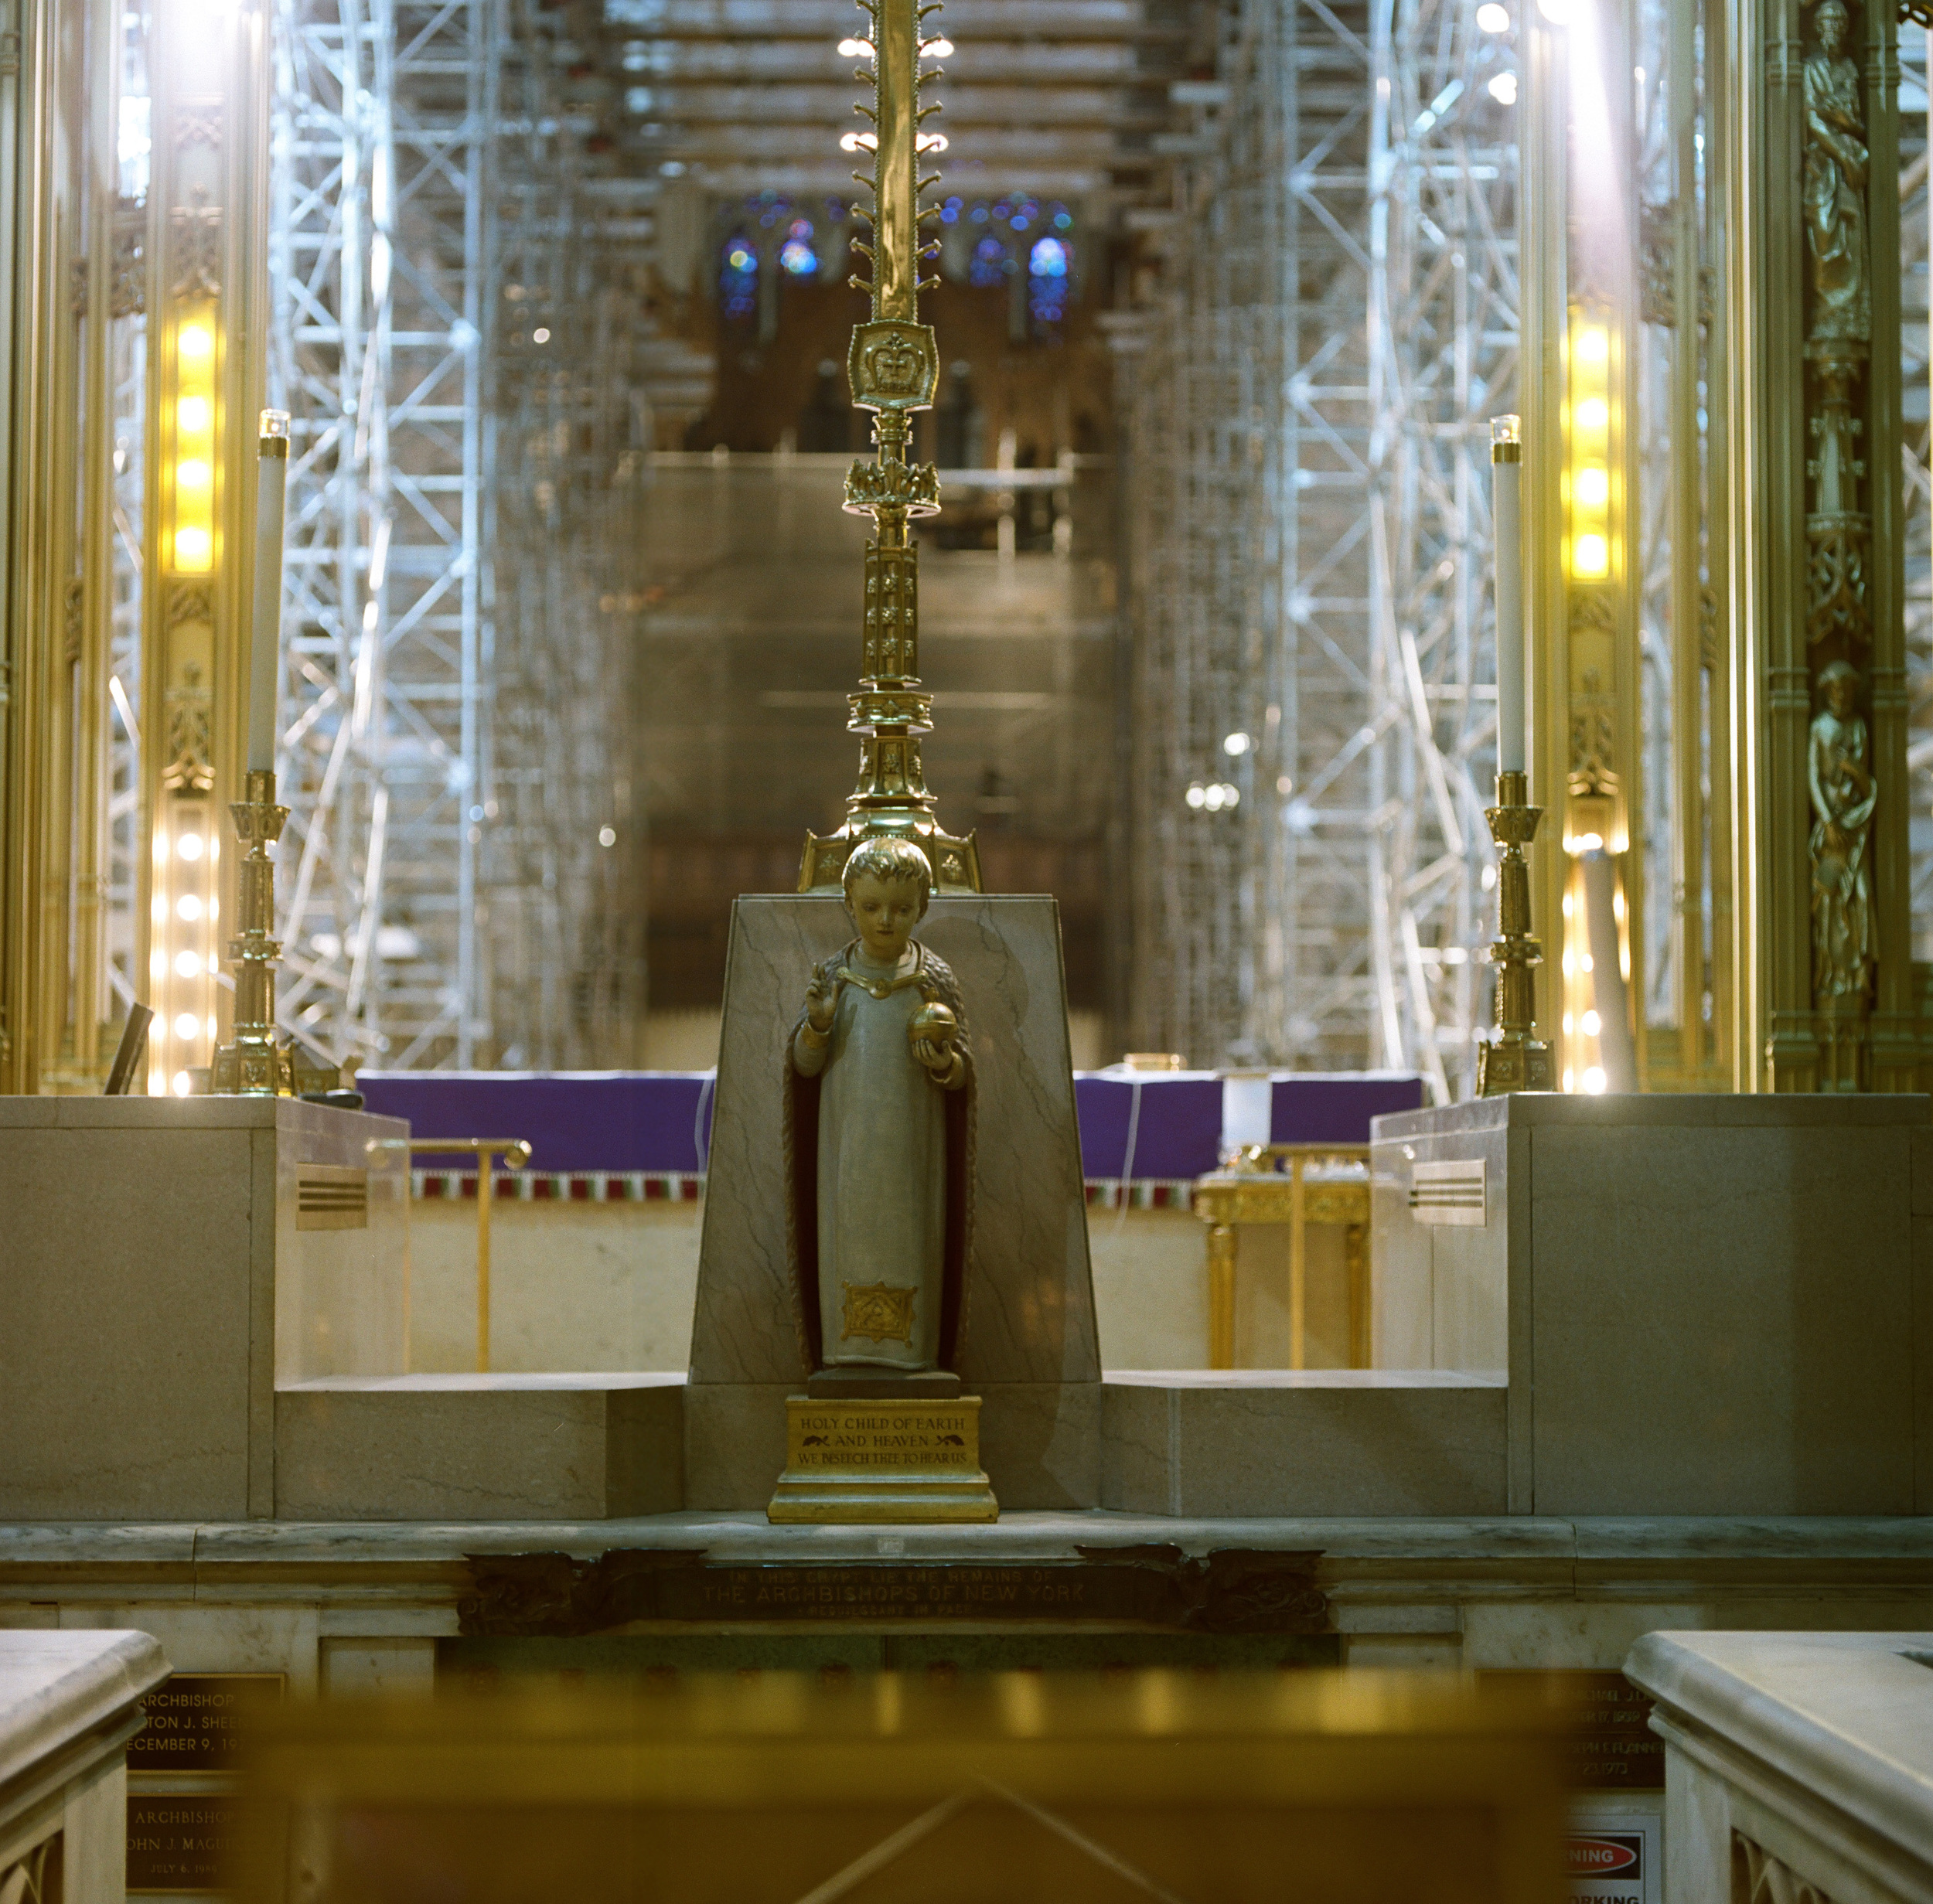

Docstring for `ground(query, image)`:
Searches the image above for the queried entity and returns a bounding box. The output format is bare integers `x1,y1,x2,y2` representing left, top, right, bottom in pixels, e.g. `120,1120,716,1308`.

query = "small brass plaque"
771,1397,998,1524
126,1794,245,1894
1409,1158,1485,1226
128,1671,285,1771
787,1399,977,1474
297,1163,367,1230
840,1280,915,1344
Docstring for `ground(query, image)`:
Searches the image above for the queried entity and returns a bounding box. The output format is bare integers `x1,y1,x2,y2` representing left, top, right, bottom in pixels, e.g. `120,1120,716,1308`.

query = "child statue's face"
847,874,925,962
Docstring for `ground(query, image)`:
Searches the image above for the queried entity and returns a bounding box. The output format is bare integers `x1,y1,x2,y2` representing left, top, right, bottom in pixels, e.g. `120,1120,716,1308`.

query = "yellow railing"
406,1139,532,1372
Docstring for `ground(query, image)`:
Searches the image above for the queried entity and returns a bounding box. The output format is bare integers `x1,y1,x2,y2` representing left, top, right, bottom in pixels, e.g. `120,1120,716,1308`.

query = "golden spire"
797,0,982,895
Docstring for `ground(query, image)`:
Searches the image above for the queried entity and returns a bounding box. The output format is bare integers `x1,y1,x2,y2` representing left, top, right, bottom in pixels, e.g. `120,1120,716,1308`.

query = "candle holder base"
1475,1033,1556,1097
211,1031,296,1098
1476,769,1556,1098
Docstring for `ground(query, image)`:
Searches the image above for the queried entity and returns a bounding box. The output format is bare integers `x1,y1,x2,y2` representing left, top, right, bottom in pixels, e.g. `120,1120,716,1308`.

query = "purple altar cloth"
356,1068,1424,1182
358,1071,715,1176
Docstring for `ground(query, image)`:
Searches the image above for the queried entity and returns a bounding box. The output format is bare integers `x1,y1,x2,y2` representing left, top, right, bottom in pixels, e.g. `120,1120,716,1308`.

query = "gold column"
1718,0,1905,1089
0,0,76,1093
1524,0,1646,1096
139,0,271,1095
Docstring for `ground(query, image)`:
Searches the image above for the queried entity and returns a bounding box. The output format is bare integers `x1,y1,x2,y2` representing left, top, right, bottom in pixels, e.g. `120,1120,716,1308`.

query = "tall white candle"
246,410,291,774
1492,414,1525,775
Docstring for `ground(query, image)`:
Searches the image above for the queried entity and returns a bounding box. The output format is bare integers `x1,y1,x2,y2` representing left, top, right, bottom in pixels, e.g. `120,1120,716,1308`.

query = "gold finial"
798,0,982,897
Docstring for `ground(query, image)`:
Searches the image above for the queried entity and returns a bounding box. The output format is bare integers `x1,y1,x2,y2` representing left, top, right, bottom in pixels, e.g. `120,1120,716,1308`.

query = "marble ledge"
1626,1630,1933,1878
1375,1092,1933,1139
2,1514,1931,1584
0,1629,170,1792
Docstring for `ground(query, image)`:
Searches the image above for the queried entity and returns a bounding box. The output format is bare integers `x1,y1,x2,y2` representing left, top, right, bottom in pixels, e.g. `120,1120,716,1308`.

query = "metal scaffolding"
269,0,495,1069
268,0,656,1071
1124,0,1515,1089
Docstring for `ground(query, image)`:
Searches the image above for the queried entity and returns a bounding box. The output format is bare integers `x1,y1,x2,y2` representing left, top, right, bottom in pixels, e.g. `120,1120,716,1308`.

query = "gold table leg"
1288,1156,1306,1372
1206,1222,1237,1369
476,1148,496,1374
1345,1221,1369,1368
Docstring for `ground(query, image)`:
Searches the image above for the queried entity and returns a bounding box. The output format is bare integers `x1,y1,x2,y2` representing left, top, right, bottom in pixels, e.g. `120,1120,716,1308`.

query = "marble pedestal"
0,1098,407,1521
687,895,1101,1511
1371,1093,1933,1515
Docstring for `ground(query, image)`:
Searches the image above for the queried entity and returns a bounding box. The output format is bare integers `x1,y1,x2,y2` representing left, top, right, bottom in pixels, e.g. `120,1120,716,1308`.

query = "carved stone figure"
1802,0,1870,345
1809,660,1876,1003
785,837,973,1374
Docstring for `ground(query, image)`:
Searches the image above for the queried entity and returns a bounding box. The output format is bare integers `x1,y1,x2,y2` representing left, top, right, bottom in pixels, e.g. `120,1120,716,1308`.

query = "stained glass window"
720,235,758,319
969,235,1008,288
1028,233,1070,324
779,218,817,277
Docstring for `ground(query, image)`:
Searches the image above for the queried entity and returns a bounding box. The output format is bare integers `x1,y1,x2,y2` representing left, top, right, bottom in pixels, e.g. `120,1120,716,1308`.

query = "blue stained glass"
969,234,1007,288
720,234,758,318
1028,233,1070,322
779,218,817,276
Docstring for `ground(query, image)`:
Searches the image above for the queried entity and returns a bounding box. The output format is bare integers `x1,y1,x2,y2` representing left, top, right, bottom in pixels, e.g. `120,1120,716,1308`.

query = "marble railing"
0,1630,169,1904
1626,1631,1933,1904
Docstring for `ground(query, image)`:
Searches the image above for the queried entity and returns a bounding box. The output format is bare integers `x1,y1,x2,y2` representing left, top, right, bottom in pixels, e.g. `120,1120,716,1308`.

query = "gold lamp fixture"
796,0,982,896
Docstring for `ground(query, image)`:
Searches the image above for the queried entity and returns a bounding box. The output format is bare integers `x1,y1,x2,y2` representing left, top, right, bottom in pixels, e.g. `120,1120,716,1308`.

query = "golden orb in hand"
908,1000,957,1050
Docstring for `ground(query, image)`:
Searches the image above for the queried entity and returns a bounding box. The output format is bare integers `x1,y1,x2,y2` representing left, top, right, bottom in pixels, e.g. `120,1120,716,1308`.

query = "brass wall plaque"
296,1163,367,1229
128,1671,285,1770
1409,1158,1487,1225
127,1795,244,1894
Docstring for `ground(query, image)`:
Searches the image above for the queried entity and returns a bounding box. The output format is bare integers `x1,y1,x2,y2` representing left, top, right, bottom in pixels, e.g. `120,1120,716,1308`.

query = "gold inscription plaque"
769,1397,998,1524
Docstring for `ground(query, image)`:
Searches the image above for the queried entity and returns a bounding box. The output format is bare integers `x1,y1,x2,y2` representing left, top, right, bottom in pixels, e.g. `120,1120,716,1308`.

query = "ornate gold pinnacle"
1475,769,1556,1095
797,0,982,896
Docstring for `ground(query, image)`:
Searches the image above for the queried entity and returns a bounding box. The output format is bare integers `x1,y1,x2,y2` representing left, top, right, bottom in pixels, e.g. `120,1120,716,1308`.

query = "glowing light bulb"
172,1071,193,1097
175,951,199,979
1582,1010,1601,1036
177,396,212,433
598,825,617,847
922,35,953,55
177,894,202,921
1572,533,1610,577
1223,732,1250,756
1487,71,1519,104
1573,397,1610,431
840,131,877,152
177,833,204,861
173,1011,199,1041
1186,784,1206,809
533,327,551,344
1573,465,1609,506
838,36,874,56
1583,1066,1607,1094
176,458,212,492
1476,2,1510,26
178,324,213,361
174,526,213,569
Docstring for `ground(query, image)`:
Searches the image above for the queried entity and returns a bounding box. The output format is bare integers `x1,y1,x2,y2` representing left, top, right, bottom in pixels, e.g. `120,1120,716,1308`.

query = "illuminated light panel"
168,305,218,574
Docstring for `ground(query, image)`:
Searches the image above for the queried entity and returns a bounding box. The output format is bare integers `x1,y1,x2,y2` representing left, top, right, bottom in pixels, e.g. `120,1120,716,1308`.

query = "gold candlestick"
210,767,296,1095
1475,769,1556,1095
796,0,981,897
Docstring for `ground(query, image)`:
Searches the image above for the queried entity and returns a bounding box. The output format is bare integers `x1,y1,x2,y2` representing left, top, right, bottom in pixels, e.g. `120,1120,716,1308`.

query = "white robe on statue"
814,945,946,1371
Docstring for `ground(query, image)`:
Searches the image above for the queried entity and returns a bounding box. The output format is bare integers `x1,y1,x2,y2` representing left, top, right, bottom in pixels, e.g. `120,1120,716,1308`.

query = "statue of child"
787,837,972,1374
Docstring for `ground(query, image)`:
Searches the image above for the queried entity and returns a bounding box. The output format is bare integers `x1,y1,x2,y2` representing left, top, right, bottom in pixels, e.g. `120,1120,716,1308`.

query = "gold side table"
1192,1144,1372,1370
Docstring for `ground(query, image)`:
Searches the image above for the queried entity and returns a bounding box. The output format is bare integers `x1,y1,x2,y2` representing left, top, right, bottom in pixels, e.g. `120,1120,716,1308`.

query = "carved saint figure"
1809,660,1876,1002
786,838,973,1374
1802,0,1871,345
